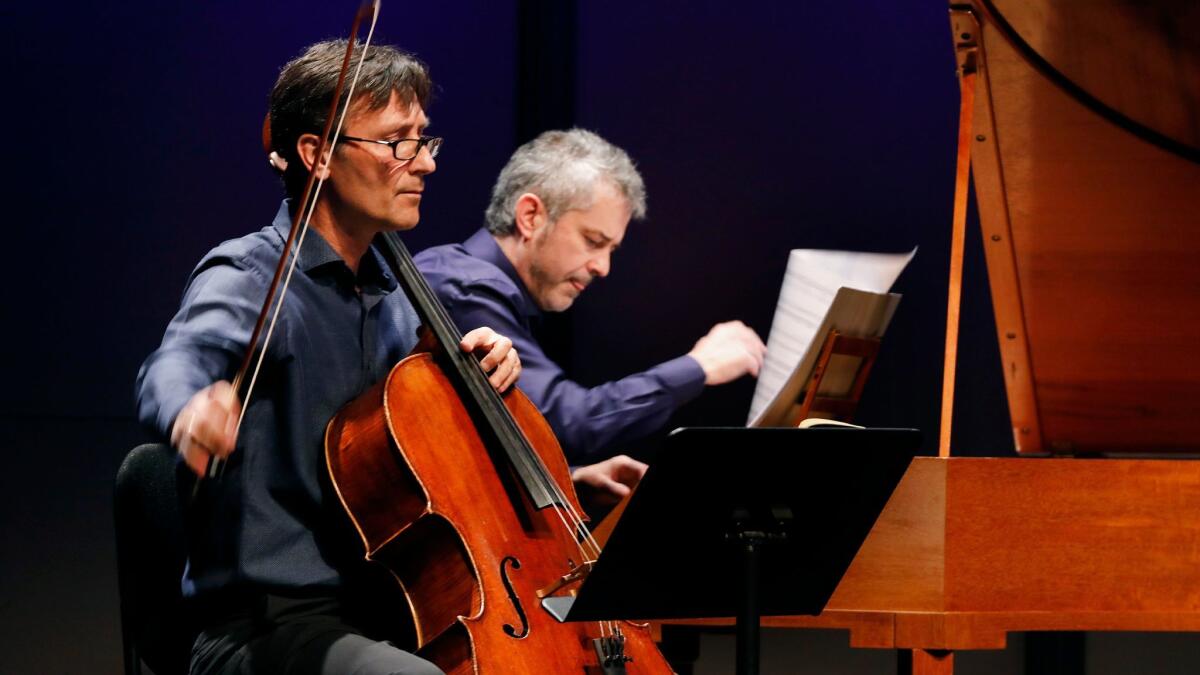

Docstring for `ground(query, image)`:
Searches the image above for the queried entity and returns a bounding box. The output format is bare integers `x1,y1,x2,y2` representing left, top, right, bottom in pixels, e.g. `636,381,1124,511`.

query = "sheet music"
748,248,917,426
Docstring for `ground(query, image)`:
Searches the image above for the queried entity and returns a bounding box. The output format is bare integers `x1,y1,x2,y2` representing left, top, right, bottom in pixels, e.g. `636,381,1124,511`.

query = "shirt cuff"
652,355,708,407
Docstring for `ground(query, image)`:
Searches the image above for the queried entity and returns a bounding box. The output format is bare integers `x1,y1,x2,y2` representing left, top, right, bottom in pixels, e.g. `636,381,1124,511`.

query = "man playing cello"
137,40,633,675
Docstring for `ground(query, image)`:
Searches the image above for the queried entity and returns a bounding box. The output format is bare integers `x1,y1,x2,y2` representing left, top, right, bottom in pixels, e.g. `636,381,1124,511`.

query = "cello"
325,218,673,675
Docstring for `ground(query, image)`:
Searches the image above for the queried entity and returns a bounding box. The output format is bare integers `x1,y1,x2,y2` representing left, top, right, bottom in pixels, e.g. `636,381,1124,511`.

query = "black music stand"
545,427,922,675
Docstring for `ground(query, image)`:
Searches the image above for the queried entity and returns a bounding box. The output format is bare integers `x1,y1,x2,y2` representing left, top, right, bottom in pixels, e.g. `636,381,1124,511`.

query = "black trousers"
191,595,442,675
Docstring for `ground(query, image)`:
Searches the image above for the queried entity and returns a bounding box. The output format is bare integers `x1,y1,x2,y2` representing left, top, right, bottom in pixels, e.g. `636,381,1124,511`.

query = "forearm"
525,354,706,464
136,346,234,439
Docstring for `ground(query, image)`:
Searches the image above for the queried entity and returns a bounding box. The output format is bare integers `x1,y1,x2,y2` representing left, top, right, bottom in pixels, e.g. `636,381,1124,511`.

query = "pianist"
415,129,767,479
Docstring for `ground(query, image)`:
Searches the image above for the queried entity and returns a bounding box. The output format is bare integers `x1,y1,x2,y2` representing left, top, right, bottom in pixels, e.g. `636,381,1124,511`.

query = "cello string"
540,484,614,638
543,504,612,638
542,467,603,559
525,446,608,576
236,6,381,437
542,493,611,637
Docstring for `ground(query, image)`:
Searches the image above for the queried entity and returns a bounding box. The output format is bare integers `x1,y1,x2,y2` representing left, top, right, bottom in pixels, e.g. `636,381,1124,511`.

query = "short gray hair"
484,129,647,236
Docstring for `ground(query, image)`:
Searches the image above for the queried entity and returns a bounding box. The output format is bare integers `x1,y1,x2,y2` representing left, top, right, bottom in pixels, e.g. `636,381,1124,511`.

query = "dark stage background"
3,1,1195,673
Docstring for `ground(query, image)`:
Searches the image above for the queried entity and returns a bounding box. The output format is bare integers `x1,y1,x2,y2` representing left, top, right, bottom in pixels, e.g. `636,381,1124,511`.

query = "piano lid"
951,0,1200,455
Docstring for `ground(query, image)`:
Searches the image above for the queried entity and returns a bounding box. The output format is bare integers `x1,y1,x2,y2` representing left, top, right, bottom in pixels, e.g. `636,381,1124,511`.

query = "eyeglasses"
337,134,443,161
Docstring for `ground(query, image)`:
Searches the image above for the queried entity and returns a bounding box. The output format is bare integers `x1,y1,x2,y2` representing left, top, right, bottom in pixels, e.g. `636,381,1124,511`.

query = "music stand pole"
731,508,788,675
736,532,763,675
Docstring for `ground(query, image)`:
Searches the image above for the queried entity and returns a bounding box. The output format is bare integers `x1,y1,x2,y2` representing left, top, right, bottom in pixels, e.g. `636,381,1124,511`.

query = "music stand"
548,427,921,675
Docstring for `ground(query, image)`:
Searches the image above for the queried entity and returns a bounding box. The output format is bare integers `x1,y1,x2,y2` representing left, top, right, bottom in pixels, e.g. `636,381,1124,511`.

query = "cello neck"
377,231,563,509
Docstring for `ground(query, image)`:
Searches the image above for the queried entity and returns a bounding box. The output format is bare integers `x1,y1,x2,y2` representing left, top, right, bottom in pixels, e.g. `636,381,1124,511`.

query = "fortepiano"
667,1,1200,672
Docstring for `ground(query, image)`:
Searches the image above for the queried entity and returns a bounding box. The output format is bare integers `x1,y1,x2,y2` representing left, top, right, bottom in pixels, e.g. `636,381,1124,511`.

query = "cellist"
135,40,637,675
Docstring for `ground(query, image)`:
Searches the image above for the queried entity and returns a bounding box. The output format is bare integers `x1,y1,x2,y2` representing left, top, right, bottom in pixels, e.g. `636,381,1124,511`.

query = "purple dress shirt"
414,228,706,465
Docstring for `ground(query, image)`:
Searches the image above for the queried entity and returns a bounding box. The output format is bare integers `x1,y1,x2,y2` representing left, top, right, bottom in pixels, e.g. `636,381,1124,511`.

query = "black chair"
114,443,196,675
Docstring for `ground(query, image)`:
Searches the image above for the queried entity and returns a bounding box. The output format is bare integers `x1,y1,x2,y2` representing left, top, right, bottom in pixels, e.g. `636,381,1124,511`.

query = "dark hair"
269,40,432,198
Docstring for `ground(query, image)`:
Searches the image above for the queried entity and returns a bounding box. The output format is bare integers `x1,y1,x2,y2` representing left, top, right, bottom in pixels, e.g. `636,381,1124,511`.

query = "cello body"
326,351,673,674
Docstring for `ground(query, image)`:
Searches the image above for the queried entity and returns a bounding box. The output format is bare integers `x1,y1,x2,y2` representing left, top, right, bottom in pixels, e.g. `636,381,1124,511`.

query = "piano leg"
899,648,955,675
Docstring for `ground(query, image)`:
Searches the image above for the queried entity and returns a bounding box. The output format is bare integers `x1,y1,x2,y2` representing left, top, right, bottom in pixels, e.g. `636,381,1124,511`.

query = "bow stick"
204,0,382,481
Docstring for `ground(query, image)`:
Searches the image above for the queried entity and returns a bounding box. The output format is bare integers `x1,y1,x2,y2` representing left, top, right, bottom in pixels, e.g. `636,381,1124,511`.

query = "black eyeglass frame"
337,134,443,161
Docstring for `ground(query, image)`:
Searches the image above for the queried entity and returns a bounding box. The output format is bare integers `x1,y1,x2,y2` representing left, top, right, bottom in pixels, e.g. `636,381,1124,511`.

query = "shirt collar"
270,199,396,291
464,228,541,318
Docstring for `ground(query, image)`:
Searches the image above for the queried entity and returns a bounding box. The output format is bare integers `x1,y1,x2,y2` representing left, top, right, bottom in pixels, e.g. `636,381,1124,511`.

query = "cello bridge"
535,559,594,598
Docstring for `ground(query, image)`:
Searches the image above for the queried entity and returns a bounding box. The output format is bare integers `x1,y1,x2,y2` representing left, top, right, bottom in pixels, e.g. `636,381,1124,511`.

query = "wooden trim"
789,331,881,425
962,2,1043,454
941,10,980,458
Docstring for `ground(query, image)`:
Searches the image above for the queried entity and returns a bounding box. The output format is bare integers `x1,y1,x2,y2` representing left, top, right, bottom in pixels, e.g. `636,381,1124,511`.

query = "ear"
513,193,547,241
295,133,332,180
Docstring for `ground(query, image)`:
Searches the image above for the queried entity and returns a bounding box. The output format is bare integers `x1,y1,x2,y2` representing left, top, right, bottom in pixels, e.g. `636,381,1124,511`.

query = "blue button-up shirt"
414,229,706,465
136,201,422,597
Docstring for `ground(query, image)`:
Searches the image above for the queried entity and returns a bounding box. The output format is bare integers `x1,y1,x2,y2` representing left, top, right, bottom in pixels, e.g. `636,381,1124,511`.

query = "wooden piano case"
668,2,1200,672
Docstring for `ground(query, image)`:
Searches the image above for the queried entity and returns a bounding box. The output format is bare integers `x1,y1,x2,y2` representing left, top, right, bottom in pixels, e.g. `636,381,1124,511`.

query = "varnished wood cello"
325,228,673,674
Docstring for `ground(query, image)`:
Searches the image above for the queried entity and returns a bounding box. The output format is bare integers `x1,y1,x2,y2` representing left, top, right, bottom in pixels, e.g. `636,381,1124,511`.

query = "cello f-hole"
499,556,529,639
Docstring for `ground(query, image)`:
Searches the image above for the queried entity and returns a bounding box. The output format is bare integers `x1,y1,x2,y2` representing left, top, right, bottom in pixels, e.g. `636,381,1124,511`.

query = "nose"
408,144,436,176
587,251,611,278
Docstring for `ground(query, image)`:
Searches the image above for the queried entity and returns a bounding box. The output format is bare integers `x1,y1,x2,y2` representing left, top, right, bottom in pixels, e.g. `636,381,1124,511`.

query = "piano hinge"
949,6,980,75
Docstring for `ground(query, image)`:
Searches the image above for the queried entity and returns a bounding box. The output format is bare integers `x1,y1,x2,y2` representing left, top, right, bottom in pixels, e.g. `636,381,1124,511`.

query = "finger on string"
498,362,520,392
489,361,514,392
488,368,506,392
503,360,521,390
499,351,521,390
479,337,512,372
488,369,504,391
458,327,490,354
479,350,500,373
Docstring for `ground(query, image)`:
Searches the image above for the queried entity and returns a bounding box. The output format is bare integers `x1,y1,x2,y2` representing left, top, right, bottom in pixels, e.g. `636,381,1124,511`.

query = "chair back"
114,443,194,675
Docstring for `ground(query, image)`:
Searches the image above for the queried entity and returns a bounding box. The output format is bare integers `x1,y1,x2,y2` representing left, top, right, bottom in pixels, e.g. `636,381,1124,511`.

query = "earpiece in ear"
267,151,289,173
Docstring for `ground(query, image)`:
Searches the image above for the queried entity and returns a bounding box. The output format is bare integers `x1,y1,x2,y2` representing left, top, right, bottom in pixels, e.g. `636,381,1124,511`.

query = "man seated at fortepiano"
415,129,767,500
